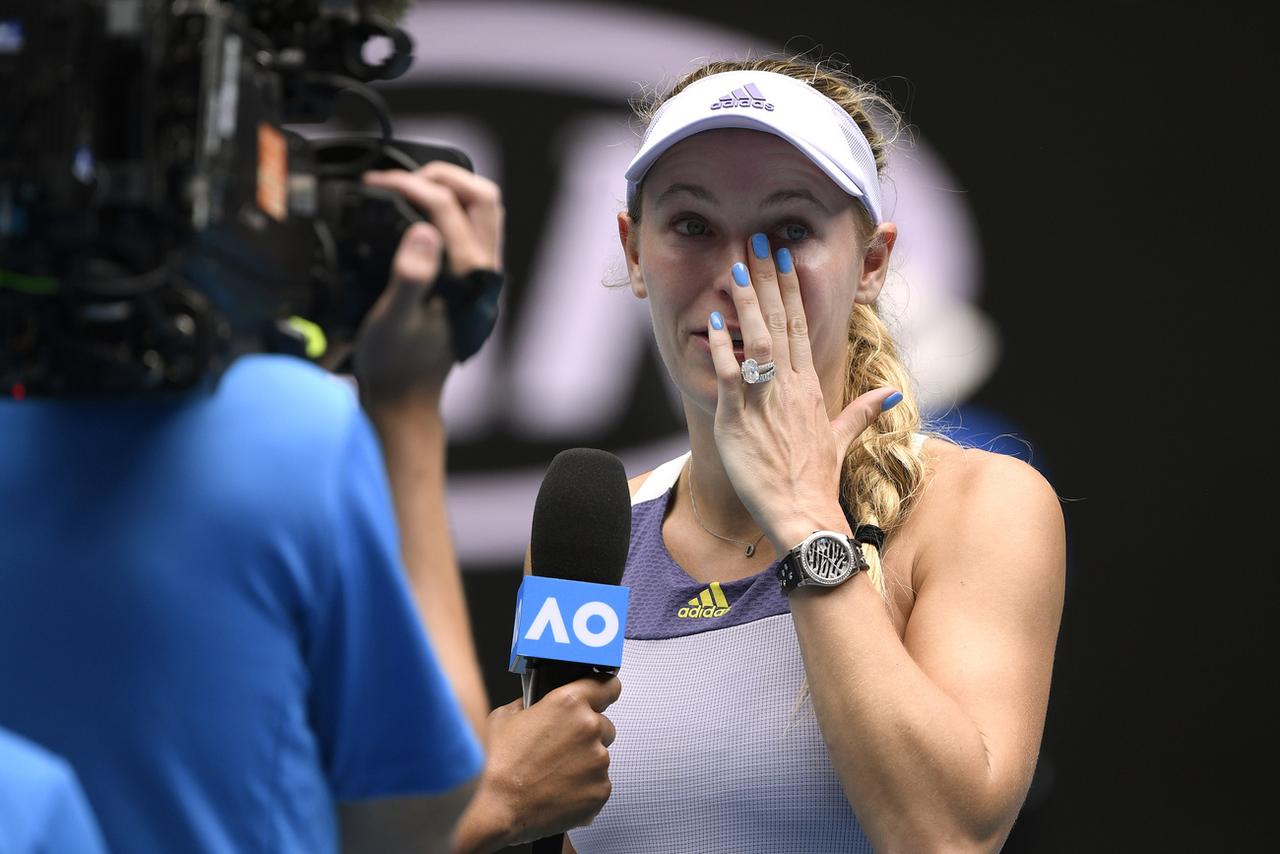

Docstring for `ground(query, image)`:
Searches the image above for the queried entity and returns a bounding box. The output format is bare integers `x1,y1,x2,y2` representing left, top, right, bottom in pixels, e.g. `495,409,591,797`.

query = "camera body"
0,0,475,395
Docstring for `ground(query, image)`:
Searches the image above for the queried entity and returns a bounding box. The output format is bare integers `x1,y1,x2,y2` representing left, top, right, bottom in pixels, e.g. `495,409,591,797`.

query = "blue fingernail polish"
752,233,769,259
882,391,903,411
776,247,793,274
732,263,750,287
710,311,724,330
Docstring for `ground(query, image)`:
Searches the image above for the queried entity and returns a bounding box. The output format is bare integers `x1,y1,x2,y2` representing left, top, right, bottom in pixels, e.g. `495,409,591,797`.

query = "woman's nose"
713,240,752,297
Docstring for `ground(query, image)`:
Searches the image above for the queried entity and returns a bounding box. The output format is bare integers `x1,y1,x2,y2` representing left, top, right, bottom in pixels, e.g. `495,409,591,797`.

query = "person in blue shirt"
0,160,504,853
0,726,108,854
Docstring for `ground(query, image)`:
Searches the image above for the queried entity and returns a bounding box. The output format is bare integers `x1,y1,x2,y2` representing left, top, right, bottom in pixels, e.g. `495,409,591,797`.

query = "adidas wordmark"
677,582,732,618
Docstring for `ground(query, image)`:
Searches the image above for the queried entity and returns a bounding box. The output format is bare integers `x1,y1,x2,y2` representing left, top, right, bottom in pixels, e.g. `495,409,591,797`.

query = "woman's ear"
855,222,897,305
618,212,646,299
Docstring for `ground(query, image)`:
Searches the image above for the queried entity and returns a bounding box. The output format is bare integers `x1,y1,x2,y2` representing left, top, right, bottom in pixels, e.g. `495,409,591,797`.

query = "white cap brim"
624,70,883,224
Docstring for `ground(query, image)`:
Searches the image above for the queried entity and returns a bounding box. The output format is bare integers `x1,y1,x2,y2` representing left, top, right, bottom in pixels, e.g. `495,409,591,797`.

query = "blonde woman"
563,57,1066,854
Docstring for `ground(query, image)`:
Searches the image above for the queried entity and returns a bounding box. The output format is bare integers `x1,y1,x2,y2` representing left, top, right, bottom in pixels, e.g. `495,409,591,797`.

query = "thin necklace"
686,471,766,558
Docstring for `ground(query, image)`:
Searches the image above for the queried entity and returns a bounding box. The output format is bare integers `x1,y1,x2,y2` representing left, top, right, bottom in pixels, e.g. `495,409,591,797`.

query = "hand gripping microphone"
511,448,632,706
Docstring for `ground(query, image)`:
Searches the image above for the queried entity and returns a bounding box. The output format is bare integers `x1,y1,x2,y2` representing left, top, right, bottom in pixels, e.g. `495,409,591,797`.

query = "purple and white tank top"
568,451,876,853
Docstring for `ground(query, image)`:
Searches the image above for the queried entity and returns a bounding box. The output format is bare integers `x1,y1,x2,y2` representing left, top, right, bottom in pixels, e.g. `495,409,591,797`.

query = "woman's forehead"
644,129,849,209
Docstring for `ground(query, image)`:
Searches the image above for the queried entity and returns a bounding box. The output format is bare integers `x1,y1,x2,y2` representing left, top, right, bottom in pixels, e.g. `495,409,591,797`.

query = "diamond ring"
740,358,776,384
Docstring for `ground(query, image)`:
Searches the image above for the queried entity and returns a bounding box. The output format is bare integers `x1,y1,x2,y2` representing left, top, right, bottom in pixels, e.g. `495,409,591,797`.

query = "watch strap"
777,551,805,593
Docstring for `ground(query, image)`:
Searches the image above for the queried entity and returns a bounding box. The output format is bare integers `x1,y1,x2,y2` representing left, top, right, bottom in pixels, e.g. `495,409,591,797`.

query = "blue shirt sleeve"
0,728,109,854
306,406,484,801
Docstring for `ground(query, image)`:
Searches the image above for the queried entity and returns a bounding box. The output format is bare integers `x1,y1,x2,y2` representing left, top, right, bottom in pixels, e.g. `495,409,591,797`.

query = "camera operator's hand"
353,162,504,409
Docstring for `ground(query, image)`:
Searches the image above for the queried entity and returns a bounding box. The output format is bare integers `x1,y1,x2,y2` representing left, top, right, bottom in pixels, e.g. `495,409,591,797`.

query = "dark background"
392,2,1267,850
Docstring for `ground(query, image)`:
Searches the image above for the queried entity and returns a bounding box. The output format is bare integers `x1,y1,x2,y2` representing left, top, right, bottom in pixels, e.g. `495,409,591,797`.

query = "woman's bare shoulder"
628,471,653,499
917,435,1058,508
910,435,1065,585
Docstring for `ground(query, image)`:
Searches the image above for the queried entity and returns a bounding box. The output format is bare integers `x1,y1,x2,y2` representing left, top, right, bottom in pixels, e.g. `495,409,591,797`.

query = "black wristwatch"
776,530,868,594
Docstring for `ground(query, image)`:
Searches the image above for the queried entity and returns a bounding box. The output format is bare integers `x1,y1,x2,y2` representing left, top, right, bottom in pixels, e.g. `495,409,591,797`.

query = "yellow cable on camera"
286,316,327,359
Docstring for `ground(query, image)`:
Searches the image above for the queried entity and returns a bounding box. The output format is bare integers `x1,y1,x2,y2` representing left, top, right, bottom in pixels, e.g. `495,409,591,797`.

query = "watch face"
801,534,855,585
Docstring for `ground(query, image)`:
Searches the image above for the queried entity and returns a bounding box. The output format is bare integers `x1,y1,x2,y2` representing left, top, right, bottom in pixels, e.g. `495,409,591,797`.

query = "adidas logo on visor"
709,82,774,112
677,582,732,618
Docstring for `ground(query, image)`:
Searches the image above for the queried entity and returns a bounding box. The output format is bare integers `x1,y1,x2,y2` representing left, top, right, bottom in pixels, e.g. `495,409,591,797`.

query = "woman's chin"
676,376,720,420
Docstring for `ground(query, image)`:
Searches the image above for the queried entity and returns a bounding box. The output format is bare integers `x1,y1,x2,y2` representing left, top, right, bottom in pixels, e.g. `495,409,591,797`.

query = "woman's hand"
705,235,898,551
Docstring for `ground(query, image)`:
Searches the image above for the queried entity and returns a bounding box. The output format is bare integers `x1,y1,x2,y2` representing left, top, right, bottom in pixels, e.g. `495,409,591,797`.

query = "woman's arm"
785,448,1065,852
704,232,1065,852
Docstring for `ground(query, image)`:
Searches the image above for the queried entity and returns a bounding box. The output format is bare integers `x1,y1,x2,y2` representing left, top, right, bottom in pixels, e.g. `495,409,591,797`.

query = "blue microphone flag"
509,575,630,673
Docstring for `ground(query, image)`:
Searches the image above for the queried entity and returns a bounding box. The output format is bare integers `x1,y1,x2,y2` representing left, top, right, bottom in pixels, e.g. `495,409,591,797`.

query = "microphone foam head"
530,448,632,586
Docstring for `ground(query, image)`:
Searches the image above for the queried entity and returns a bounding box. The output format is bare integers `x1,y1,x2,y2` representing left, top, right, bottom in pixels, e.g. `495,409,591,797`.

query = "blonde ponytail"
840,300,929,604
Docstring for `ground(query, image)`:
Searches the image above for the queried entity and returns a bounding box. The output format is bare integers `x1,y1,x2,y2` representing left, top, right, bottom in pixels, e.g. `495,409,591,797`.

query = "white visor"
624,70,884,225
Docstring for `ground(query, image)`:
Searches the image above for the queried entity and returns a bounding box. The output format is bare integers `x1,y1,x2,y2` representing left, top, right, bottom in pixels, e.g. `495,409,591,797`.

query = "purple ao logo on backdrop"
374,0,994,569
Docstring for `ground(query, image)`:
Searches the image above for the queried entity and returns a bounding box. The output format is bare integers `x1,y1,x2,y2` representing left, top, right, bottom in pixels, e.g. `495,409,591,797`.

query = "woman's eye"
673,218,707,237
779,223,809,242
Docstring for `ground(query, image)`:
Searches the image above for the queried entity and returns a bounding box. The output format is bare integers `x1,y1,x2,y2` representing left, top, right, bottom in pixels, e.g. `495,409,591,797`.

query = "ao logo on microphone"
509,576,630,674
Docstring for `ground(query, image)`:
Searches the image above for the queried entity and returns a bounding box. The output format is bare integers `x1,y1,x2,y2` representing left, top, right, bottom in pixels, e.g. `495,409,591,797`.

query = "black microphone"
521,448,630,854
523,447,632,706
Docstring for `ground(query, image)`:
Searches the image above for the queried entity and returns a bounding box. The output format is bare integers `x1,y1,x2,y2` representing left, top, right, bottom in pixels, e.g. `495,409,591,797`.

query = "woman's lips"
691,330,745,360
